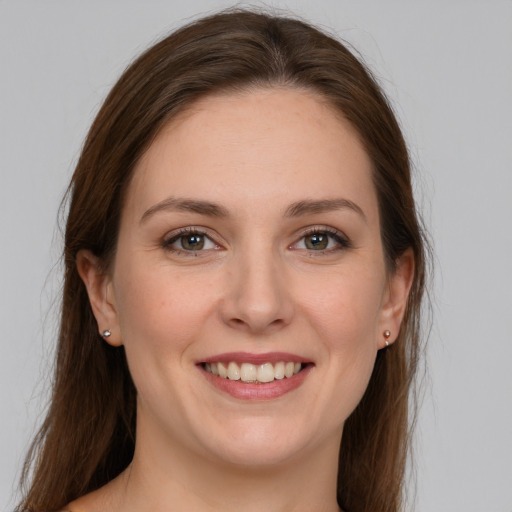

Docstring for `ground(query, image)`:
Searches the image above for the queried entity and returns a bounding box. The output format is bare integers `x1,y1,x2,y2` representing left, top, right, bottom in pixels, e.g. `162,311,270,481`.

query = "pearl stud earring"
383,330,391,347
101,329,112,338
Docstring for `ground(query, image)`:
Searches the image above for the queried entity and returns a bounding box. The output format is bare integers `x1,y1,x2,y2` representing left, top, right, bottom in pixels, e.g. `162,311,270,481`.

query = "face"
80,88,411,469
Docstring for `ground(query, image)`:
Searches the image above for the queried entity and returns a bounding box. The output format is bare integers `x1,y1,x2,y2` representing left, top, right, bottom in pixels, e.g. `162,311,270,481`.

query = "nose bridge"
221,236,292,333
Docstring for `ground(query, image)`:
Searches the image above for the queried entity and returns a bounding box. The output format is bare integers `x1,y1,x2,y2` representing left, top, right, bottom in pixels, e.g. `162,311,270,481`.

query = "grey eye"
180,233,206,250
165,231,217,252
304,233,329,250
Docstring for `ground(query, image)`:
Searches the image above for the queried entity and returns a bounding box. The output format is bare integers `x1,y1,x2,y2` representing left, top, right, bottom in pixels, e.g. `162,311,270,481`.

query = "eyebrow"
284,198,367,222
140,196,366,223
140,197,229,223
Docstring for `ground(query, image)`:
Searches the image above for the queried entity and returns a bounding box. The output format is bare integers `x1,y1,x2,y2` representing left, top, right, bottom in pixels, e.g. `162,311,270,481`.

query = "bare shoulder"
60,475,124,512
60,489,105,512
55,466,131,512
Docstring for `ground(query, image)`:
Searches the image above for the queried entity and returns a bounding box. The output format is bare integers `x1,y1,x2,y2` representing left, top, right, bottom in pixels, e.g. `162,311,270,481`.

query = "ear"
377,248,415,349
76,249,122,347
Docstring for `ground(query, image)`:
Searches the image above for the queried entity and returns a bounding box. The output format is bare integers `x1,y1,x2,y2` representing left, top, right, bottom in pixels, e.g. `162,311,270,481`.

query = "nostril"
228,318,250,330
229,316,286,332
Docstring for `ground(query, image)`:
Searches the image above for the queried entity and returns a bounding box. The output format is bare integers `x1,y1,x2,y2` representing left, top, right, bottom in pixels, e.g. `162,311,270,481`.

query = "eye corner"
161,226,224,256
291,226,352,254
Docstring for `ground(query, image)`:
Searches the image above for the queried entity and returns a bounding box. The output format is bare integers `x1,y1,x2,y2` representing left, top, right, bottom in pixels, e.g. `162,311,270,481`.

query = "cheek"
302,265,384,408
112,261,223,423
113,260,219,365
304,264,385,345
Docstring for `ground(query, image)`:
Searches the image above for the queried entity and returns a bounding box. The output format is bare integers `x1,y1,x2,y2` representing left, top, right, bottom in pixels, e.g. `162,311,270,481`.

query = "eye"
303,232,331,250
163,228,219,253
292,228,350,252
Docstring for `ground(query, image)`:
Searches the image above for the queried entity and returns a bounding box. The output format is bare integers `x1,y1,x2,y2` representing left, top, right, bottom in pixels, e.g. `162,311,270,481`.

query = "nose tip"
225,305,289,334
219,257,293,335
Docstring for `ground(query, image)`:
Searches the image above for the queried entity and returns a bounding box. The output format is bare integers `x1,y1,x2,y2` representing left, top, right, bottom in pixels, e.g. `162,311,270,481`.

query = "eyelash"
161,226,351,256
292,227,352,253
162,227,220,255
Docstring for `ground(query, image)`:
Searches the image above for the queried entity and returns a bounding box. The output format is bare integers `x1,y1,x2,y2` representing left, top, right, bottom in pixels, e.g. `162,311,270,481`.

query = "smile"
199,352,312,400
204,361,302,383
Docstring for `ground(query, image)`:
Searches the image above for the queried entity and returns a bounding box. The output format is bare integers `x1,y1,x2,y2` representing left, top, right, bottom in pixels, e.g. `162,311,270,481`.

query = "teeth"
240,363,257,382
205,361,303,383
227,361,240,380
218,362,228,378
257,363,274,383
274,361,285,380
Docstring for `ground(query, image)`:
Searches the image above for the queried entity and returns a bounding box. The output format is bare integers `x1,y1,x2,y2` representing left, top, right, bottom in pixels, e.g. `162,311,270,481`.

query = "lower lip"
199,364,312,401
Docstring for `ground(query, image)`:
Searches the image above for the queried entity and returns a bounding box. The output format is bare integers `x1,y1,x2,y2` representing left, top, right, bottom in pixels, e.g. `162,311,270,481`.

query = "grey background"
1,1,511,510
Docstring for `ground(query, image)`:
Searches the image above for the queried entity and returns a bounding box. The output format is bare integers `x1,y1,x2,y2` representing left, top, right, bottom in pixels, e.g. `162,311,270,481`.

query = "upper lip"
199,352,310,365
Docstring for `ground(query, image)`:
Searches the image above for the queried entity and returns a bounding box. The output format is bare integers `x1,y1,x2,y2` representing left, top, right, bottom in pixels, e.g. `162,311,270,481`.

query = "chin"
194,415,324,468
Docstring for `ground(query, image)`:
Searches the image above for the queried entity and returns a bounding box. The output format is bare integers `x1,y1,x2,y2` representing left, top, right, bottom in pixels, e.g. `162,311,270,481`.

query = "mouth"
203,360,304,383
198,353,313,400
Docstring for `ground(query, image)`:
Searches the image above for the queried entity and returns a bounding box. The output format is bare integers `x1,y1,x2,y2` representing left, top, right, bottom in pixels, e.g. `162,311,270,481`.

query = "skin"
74,88,414,512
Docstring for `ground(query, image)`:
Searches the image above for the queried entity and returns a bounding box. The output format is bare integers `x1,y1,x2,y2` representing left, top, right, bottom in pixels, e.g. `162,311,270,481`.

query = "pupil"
183,234,204,250
306,233,328,250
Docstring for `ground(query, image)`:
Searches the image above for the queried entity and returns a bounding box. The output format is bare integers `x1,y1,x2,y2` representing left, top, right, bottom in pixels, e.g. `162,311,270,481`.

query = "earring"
101,329,112,338
383,330,391,347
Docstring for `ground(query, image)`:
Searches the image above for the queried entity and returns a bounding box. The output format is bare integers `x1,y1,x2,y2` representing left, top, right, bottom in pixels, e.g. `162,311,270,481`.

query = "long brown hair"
19,9,429,512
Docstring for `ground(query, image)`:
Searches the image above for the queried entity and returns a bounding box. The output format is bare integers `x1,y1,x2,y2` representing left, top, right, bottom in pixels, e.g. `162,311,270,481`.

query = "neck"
109,414,343,512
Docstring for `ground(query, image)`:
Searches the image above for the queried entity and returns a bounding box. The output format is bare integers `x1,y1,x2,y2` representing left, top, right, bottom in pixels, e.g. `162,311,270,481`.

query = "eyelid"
160,224,351,255
290,225,352,251
162,226,224,253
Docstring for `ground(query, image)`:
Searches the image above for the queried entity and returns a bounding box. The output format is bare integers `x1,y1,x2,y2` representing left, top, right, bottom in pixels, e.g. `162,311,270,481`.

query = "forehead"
125,87,378,223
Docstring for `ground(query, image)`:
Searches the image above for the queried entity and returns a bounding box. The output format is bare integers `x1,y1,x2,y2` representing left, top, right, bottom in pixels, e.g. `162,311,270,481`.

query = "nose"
219,248,294,335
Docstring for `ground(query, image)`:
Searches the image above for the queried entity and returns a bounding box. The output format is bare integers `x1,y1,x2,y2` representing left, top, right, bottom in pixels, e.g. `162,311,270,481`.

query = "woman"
18,8,429,512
